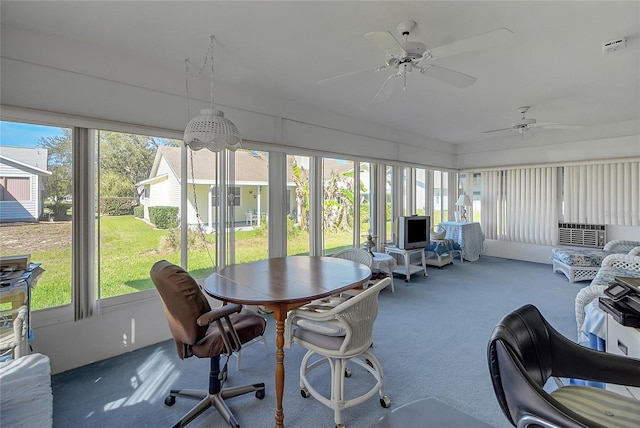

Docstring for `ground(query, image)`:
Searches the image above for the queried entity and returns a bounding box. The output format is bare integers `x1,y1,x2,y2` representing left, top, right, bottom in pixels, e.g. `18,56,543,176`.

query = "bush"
158,227,208,252
287,216,301,238
50,201,72,220
133,205,144,218
149,206,179,229
100,197,134,216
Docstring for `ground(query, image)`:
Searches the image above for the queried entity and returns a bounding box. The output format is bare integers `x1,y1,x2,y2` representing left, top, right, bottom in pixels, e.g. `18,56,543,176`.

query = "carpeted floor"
52,256,585,427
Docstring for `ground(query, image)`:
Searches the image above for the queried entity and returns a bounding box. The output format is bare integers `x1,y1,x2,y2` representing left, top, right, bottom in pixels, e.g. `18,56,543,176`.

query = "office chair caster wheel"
255,389,266,400
336,424,345,428
300,387,311,398
344,367,352,378
164,395,176,406
380,396,391,408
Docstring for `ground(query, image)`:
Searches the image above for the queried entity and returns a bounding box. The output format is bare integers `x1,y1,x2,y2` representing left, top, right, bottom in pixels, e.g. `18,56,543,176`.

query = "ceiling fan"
317,20,514,102
482,106,580,138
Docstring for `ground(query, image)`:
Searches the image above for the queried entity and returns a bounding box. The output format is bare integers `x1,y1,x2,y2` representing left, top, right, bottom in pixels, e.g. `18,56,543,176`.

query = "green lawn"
31,213,476,310
31,216,353,310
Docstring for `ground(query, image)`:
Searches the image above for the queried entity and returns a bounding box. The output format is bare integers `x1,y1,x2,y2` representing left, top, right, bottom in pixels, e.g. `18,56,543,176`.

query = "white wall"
483,225,640,264
31,295,171,374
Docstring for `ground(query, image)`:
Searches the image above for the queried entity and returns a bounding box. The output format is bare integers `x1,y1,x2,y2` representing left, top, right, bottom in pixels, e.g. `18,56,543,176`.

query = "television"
394,215,431,250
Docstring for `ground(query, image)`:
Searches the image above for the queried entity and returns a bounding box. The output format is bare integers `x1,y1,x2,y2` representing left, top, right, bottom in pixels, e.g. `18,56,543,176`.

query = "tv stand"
385,246,428,282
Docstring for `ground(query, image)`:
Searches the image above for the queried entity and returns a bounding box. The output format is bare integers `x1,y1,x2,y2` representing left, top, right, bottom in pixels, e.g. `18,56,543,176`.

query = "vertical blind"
564,161,639,226
481,167,558,245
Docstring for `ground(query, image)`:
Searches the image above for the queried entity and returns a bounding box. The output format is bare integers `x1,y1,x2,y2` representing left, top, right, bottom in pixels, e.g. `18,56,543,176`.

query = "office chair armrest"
549,325,640,387
197,303,243,326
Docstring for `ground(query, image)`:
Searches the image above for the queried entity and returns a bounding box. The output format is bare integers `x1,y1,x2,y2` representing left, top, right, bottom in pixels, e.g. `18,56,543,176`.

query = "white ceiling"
2,1,639,148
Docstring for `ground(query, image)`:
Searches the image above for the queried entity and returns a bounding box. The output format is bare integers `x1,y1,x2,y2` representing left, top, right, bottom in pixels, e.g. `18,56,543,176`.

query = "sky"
0,121,66,148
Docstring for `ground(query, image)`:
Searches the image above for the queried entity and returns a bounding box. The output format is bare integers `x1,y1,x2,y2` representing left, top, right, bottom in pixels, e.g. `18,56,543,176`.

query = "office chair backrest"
151,260,212,359
488,305,556,425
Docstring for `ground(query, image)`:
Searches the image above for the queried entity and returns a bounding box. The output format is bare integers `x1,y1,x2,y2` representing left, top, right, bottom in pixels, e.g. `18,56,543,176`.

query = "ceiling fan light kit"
317,20,514,102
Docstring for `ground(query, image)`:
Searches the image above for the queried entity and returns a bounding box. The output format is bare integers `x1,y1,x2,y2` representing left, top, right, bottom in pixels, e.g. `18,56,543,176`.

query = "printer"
598,276,640,328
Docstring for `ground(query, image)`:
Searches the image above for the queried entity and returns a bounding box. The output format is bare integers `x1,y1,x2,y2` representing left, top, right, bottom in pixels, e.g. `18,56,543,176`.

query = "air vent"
602,38,627,53
558,223,606,248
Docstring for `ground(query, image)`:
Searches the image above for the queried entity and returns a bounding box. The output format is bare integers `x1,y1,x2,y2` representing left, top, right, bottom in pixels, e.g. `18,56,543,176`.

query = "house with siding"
138,147,298,230
0,146,51,223
138,147,354,230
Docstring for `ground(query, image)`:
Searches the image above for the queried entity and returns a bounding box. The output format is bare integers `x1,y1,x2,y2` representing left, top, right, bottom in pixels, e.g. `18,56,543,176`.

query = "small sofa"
574,253,640,338
552,240,640,283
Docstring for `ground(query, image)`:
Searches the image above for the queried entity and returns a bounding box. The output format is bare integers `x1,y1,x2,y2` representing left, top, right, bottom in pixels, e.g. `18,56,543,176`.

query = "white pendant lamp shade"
184,108,242,152
183,35,242,153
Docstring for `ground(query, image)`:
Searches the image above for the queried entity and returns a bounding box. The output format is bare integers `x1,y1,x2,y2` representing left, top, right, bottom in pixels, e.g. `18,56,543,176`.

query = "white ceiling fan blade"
531,122,583,130
422,65,477,88
429,28,514,59
481,127,515,134
317,65,386,86
364,31,406,57
372,73,401,103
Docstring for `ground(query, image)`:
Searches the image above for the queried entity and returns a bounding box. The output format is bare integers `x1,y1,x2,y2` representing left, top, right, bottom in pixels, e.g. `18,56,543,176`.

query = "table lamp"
455,194,473,222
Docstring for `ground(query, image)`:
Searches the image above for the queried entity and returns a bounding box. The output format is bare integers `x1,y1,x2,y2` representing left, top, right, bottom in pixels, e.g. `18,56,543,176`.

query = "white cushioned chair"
332,247,394,293
332,248,374,268
285,278,391,428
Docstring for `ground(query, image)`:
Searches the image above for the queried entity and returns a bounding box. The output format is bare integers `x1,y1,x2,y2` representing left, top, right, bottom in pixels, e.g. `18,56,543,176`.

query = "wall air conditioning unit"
558,223,606,248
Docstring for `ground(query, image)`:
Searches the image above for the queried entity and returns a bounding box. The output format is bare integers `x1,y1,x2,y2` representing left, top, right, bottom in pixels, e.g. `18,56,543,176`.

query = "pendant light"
184,35,242,152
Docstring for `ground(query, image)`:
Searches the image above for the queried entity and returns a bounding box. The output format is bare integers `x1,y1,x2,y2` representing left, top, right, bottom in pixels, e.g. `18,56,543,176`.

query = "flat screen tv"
394,215,431,250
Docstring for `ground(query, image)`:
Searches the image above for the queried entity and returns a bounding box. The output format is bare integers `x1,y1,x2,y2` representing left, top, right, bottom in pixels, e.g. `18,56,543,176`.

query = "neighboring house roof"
0,147,51,176
142,146,301,185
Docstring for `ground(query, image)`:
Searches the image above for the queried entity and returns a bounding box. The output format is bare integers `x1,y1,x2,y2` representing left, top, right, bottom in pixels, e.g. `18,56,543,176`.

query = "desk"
438,222,484,261
203,256,371,428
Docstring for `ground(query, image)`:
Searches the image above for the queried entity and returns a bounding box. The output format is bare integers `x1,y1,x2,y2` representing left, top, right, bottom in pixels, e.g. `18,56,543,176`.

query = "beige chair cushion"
551,386,640,428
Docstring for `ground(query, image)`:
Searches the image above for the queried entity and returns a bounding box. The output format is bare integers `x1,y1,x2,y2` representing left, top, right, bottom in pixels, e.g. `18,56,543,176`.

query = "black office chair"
150,260,266,428
488,304,640,428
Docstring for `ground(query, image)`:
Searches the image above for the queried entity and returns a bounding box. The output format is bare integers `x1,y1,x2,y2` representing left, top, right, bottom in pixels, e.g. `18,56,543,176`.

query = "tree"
323,169,354,232
38,129,72,202
291,159,309,230
98,132,165,199
38,129,179,205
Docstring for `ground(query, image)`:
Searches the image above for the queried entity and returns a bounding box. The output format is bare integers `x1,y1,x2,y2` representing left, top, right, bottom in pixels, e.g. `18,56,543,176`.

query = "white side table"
371,252,397,293
384,246,428,282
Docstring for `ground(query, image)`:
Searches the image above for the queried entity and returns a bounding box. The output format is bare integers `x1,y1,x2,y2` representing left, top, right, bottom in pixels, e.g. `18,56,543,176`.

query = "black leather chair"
488,304,640,428
150,260,266,428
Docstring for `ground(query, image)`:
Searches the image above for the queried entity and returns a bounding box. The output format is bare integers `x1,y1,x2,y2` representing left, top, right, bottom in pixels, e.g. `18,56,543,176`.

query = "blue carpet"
52,256,584,427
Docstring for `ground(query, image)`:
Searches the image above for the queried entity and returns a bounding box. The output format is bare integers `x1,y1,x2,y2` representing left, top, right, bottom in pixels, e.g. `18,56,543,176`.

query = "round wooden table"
203,256,371,428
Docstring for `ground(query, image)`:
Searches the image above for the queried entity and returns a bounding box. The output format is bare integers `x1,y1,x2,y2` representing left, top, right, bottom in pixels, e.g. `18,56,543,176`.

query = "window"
0,121,73,310
288,154,310,256
212,186,240,206
359,162,372,246
0,177,30,201
96,129,182,300
432,170,449,226
458,172,481,222
415,168,426,216
231,149,269,265
322,157,355,255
